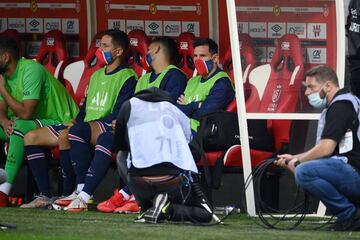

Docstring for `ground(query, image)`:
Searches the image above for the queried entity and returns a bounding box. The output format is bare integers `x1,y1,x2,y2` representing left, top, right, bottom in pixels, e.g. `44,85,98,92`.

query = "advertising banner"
96,0,209,38
0,0,88,59
218,0,337,70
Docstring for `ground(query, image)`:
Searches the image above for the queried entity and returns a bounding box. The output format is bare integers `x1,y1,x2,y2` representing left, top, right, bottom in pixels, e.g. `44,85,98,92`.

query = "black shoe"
333,209,360,231
144,193,168,224
134,210,146,223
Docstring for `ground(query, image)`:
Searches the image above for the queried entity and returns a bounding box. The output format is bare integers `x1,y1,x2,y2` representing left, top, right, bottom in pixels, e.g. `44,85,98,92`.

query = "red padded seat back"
64,31,105,105
177,32,195,79
35,30,67,81
267,34,304,150
223,33,256,100
127,29,150,77
223,34,256,81
258,34,304,113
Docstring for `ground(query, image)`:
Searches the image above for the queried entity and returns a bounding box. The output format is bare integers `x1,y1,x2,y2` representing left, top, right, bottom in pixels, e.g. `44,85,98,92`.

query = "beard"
0,62,8,75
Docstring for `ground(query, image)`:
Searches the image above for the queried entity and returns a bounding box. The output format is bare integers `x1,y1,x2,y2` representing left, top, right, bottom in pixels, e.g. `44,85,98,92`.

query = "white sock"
78,191,91,203
76,184,84,192
0,182,12,195
119,189,130,200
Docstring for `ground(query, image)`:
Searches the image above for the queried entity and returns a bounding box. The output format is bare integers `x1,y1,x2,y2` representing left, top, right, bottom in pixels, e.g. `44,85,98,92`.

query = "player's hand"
112,120,116,130
2,119,14,137
177,94,186,105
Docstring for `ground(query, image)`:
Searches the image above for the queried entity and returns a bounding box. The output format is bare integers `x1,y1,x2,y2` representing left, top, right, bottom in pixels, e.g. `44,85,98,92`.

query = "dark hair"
305,65,339,87
193,38,218,54
103,29,129,52
151,36,178,63
0,36,19,60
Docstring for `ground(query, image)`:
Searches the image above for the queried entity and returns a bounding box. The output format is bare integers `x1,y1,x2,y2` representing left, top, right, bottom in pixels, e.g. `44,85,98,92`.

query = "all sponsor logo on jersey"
44,18,61,32
164,21,180,36
8,18,25,33
26,18,43,33
126,20,144,33
249,22,267,38
145,21,162,36
91,92,108,107
182,22,200,37
268,22,285,38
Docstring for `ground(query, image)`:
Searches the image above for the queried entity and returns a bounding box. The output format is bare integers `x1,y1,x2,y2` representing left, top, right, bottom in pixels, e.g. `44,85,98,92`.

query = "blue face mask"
195,58,214,76
145,53,152,67
102,51,114,65
307,91,327,109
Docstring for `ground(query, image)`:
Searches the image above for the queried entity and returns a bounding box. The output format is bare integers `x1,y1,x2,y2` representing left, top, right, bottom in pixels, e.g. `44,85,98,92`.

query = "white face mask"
307,88,327,109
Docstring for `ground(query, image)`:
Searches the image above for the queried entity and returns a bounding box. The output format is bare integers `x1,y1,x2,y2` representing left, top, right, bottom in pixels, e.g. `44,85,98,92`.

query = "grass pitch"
0,207,360,240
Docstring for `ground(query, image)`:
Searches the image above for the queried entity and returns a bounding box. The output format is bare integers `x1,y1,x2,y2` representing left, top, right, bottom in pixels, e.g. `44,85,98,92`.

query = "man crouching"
114,87,214,224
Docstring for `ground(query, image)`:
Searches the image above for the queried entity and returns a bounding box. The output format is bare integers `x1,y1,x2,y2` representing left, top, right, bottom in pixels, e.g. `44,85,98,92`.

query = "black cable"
243,157,334,230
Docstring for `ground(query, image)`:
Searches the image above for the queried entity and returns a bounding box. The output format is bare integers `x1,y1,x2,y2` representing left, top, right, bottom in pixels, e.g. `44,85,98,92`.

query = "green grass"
0,207,359,240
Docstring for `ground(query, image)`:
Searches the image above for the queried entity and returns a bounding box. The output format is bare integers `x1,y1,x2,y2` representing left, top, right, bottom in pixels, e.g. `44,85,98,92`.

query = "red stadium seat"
127,29,150,77
200,34,304,169
177,32,195,79
0,29,22,56
222,33,256,99
63,31,105,106
246,34,304,113
35,30,67,81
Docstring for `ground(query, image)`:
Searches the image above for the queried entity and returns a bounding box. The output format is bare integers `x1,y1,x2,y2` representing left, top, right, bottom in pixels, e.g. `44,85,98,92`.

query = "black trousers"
116,152,212,223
